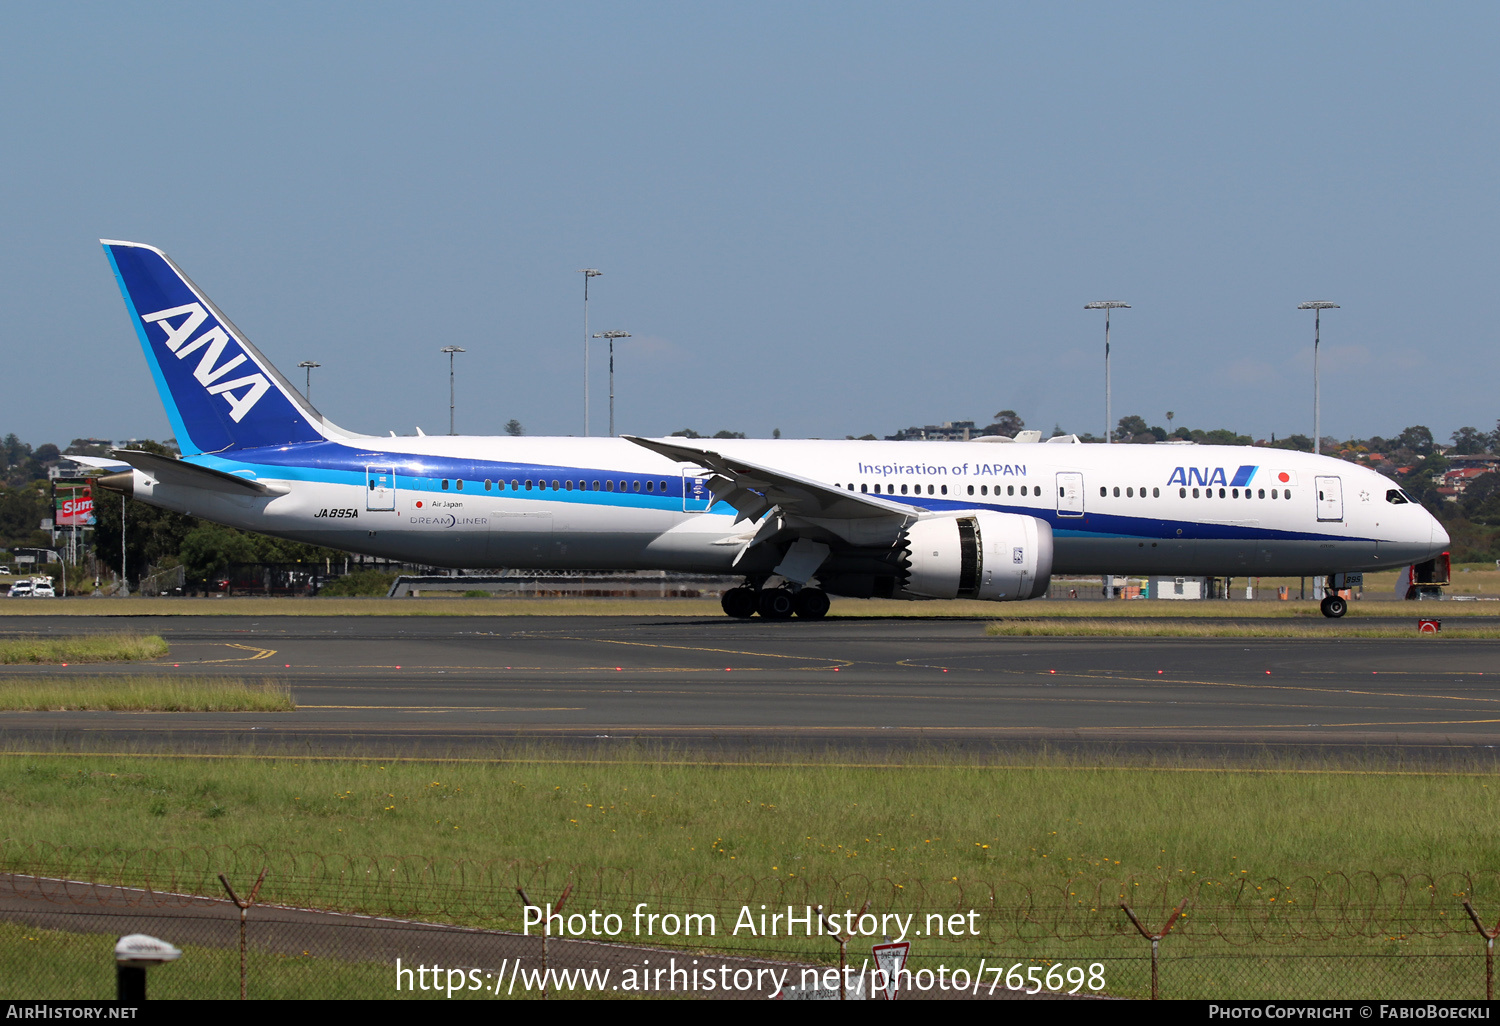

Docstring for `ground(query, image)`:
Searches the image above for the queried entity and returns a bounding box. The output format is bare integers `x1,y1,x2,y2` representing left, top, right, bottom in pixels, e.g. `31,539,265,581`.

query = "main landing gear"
720,584,829,620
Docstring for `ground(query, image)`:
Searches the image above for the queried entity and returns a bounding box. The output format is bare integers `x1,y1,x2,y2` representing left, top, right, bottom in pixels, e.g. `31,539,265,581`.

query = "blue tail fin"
102,240,347,455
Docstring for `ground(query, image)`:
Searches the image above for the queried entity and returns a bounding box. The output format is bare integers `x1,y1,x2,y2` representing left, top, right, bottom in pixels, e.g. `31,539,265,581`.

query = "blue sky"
2,3,1495,446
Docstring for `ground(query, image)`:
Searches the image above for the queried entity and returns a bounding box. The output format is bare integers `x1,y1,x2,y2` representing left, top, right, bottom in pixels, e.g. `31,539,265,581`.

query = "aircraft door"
1056,472,1085,517
366,466,395,511
1315,475,1344,522
683,469,714,512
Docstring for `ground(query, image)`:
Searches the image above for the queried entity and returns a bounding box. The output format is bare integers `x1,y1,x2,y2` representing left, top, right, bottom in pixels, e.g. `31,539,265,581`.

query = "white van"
31,579,55,598
8,581,33,598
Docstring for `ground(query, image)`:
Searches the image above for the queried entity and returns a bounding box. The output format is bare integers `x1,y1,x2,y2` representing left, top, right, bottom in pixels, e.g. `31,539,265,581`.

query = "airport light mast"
297,361,320,404
441,346,465,435
593,331,632,436
1085,302,1130,443
1298,301,1339,455
578,269,602,435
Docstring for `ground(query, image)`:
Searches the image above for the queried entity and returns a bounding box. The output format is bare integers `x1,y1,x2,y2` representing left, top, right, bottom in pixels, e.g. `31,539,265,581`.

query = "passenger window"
618,480,626,492
1179,488,1186,497
632,481,640,492
901,484,908,495
1258,488,1265,498
1126,487,1133,497
457,480,464,491
1386,489,1408,504
605,480,614,492
1008,485,1015,496
928,484,935,495
591,480,599,491
441,479,449,490
1113,487,1120,497
525,480,533,490
981,485,988,496
1285,490,1292,500
941,485,947,495
1271,489,1277,499
511,479,520,490
660,480,668,492
552,480,560,490
966,485,973,495
646,480,653,492
863,484,870,493
485,480,492,491
1153,488,1159,497
565,480,573,491
1099,487,1106,497
1219,488,1225,498
1192,488,1200,498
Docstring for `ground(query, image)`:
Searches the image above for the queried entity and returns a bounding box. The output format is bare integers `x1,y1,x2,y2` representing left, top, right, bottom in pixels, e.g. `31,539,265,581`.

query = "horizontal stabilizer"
109,449,285,496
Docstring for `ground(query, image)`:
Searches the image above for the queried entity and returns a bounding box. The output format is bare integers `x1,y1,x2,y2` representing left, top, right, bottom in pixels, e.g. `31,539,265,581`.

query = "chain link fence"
3,841,1500,999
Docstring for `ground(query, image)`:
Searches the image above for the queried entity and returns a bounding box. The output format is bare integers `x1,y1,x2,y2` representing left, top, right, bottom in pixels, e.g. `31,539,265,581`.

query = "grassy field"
0,634,168,663
1,750,1497,999
0,919,512,1001
0,676,293,711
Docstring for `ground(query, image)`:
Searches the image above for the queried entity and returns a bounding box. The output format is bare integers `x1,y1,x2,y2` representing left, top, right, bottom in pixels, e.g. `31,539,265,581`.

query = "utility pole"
578,269,601,435
1298,302,1339,454
593,331,632,436
440,346,465,435
1085,302,1130,442
297,361,320,403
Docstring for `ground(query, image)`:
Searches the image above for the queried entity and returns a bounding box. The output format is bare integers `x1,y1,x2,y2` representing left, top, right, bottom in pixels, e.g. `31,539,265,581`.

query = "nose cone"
1431,515,1450,551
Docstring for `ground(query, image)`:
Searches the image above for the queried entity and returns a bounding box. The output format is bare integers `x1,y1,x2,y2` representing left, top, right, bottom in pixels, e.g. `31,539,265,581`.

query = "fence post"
1462,901,1500,1000
517,883,572,1000
219,867,268,1001
1121,898,1187,1000
818,900,870,1000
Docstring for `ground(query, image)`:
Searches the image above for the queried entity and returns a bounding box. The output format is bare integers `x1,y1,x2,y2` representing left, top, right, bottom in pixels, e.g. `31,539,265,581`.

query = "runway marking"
172,642,280,664
299,705,584,712
545,635,855,669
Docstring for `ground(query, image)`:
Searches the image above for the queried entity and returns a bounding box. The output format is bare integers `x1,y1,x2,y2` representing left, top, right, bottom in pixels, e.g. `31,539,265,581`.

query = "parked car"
31,580,55,598
8,581,33,598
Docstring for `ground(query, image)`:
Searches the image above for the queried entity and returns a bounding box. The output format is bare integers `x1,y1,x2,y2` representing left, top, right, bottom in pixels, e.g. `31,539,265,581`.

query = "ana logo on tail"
139,303,272,422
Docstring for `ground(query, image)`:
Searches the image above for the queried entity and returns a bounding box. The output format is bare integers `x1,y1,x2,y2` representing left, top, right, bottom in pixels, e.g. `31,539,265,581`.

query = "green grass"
985,621,1500,638
0,919,532,1000
1,750,1497,998
0,633,168,663
0,676,294,711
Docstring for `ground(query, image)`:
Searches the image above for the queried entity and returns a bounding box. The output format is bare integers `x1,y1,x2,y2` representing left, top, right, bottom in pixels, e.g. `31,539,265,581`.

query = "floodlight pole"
1298,302,1339,455
1086,302,1130,443
578,269,601,435
297,361,320,404
441,346,465,434
593,331,632,436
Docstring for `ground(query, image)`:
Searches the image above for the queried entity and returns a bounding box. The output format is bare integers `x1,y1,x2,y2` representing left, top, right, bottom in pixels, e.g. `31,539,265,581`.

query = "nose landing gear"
1319,593,1347,618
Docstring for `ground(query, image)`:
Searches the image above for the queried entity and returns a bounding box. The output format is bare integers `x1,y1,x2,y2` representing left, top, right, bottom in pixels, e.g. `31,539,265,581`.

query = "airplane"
91,240,1449,620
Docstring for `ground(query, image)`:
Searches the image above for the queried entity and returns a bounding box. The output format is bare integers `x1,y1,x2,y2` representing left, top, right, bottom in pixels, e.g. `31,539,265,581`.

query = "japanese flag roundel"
1272,470,1298,486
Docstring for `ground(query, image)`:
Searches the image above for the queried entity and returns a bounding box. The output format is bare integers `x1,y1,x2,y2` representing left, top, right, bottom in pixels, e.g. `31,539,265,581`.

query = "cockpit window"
1385,489,1409,505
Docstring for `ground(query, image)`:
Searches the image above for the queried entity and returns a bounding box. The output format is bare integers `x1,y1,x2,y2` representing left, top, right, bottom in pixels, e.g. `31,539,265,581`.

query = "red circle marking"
415,501,423,508
1278,472,1290,483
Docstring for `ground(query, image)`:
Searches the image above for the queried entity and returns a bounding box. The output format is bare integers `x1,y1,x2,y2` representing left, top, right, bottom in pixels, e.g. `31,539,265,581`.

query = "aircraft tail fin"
101,240,358,455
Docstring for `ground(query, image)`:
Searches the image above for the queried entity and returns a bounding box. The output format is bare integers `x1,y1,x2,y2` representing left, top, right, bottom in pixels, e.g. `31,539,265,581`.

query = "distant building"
886,420,980,441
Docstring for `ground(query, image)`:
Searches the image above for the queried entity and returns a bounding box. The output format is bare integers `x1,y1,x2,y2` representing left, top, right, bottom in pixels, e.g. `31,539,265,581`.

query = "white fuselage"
124,436,1447,584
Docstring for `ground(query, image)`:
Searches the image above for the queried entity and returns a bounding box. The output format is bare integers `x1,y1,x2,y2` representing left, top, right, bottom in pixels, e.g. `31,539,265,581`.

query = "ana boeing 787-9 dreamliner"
91,240,1448,619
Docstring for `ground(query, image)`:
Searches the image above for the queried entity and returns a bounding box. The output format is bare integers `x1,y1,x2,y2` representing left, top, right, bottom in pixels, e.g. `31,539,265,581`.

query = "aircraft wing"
623,435,917,524
110,449,286,497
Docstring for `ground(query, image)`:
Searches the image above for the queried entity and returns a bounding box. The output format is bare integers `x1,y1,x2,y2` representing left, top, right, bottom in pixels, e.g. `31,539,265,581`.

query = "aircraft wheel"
1320,595,1347,619
758,587,796,620
721,587,756,619
793,588,830,620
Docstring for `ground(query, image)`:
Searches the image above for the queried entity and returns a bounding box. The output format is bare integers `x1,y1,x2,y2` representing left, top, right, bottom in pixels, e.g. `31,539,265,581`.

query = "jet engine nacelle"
897,510,1053,601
